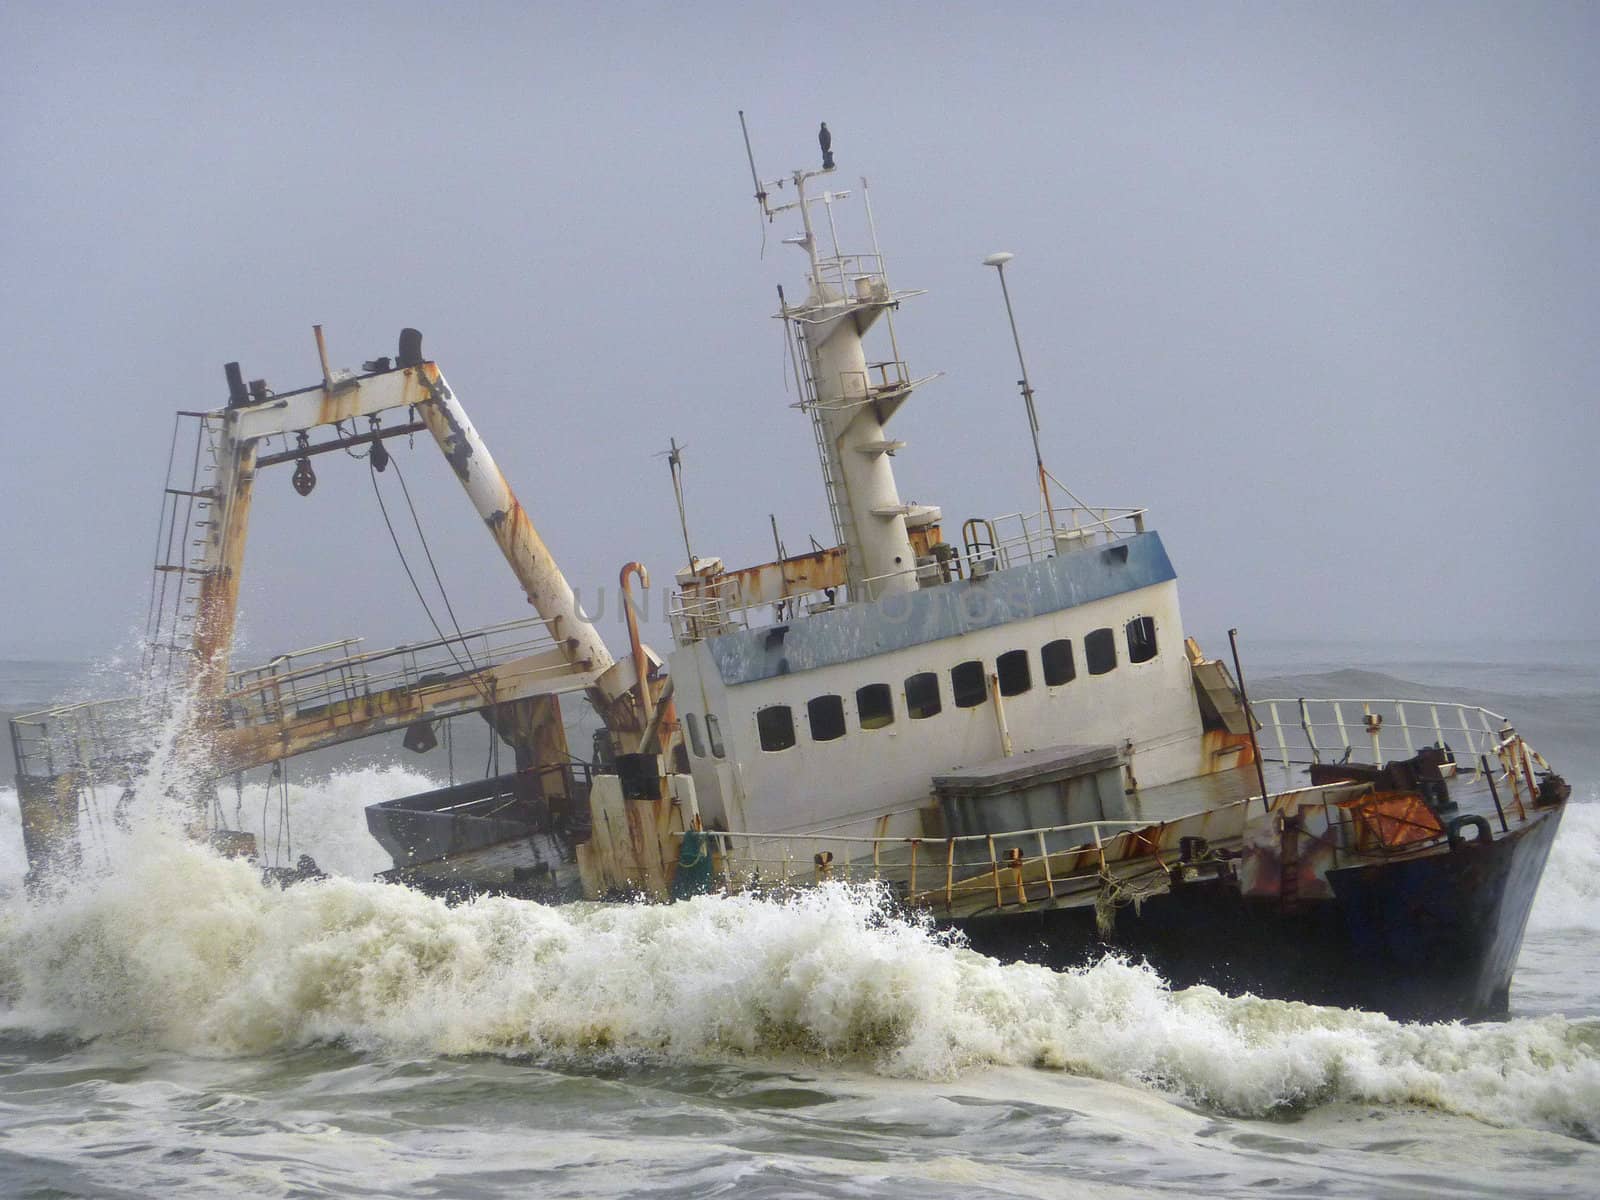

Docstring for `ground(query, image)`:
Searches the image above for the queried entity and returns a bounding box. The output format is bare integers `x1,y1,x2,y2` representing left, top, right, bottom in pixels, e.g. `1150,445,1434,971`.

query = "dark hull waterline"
949,806,1564,1023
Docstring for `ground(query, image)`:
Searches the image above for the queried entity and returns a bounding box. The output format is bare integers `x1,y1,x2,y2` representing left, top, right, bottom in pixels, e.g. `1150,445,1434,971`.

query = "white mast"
761,155,933,602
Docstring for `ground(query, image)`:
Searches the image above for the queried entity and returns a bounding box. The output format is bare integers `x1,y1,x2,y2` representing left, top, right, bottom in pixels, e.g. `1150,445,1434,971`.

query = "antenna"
861,176,905,371
663,436,698,572
983,251,1057,544
738,109,770,256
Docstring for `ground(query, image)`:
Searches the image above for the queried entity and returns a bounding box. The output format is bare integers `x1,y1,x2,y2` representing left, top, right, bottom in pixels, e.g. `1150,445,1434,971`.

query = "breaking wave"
0,830,1596,1140
220,764,437,881
0,789,26,890
1528,801,1600,933
0,765,432,893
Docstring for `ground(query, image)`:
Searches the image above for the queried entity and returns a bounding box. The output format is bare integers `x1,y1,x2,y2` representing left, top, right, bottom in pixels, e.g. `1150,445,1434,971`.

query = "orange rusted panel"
1200,728,1256,775
1338,791,1445,852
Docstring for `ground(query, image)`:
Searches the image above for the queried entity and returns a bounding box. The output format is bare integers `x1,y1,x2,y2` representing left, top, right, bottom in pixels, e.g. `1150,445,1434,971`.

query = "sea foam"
0,830,1596,1140
1528,799,1600,932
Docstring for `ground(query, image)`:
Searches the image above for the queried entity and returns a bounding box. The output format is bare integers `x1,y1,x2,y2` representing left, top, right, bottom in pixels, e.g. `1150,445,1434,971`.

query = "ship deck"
1130,754,1532,834
701,720,1558,923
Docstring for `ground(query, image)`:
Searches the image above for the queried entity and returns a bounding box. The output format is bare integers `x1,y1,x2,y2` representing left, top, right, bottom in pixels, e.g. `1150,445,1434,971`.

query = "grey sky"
2,2,1596,670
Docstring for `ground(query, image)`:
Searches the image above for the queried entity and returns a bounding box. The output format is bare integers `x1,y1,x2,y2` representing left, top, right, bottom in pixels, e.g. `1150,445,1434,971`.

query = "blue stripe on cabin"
704,531,1176,686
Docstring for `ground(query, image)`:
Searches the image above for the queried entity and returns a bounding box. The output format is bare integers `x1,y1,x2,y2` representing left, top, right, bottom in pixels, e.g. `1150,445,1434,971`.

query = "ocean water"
0,644,1596,1198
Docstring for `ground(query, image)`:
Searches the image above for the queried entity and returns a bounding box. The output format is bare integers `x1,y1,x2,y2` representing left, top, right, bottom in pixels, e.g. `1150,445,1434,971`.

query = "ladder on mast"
789,320,866,599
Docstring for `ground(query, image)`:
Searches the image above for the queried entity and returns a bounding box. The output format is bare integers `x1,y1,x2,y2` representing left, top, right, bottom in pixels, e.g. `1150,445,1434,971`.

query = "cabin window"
996,649,1032,696
807,694,846,742
951,660,987,708
1042,639,1075,686
1085,627,1117,675
905,671,942,719
705,713,726,758
756,705,796,752
857,683,895,729
1127,616,1157,664
686,713,705,757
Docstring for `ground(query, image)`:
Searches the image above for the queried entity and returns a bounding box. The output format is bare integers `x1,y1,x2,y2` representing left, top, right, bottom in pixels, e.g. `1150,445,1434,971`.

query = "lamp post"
983,252,1057,543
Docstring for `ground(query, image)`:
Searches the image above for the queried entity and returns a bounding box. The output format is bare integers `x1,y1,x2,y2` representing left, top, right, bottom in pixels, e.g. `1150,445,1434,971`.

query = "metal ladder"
142,412,224,683
790,322,865,598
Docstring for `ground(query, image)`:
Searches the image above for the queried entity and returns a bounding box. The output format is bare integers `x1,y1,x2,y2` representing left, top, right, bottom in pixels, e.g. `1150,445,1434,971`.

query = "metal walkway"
9,615,599,786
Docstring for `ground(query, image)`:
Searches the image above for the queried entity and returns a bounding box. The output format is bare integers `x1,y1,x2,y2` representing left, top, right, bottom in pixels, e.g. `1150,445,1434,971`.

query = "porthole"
1126,616,1157,664
1042,639,1075,686
756,705,796,751
951,660,987,708
996,649,1032,696
857,683,895,729
1085,628,1117,676
807,694,846,741
905,672,942,719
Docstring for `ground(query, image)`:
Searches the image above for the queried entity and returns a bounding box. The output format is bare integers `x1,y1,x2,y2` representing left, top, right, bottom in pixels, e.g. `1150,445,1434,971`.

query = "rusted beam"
190,414,256,704
255,420,426,468
411,361,637,734
211,648,598,775
228,363,438,441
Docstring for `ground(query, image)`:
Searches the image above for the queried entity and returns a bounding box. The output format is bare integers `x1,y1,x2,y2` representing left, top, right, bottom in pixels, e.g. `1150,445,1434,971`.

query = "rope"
262,764,275,866
368,461,485,692
1093,864,1168,939
279,758,292,865
368,441,509,773
390,455,479,670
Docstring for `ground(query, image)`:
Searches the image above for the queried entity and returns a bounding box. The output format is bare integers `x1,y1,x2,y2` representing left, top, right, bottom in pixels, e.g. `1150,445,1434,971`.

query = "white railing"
963,507,1147,574
668,504,1149,644
1250,697,1512,775
1249,695,1558,816
785,254,892,322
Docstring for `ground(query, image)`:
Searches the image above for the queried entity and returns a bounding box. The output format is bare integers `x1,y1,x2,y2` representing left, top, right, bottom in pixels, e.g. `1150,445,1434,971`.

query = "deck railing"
963,507,1147,575
1249,695,1558,818
1250,697,1516,775
783,255,893,322
668,504,1149,644
690,816,1178,911
219,615,568,729
9,615,568,783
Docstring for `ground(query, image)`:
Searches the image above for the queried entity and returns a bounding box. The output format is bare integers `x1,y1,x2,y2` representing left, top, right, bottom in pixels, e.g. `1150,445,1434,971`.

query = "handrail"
9,614,574,781
669,504,1150,644
219,615,571,728
1250,696,1514,776
679,814,1183,911
227,614,557,696
706,816,1152,848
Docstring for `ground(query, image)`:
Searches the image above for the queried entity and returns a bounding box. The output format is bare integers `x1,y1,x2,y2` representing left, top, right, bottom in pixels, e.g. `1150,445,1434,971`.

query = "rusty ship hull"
953,803,1564,1022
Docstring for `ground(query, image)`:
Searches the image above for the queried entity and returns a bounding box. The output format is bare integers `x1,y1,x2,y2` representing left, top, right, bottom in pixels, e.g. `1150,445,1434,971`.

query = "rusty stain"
676,523,945,611
1201,728,1257,774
